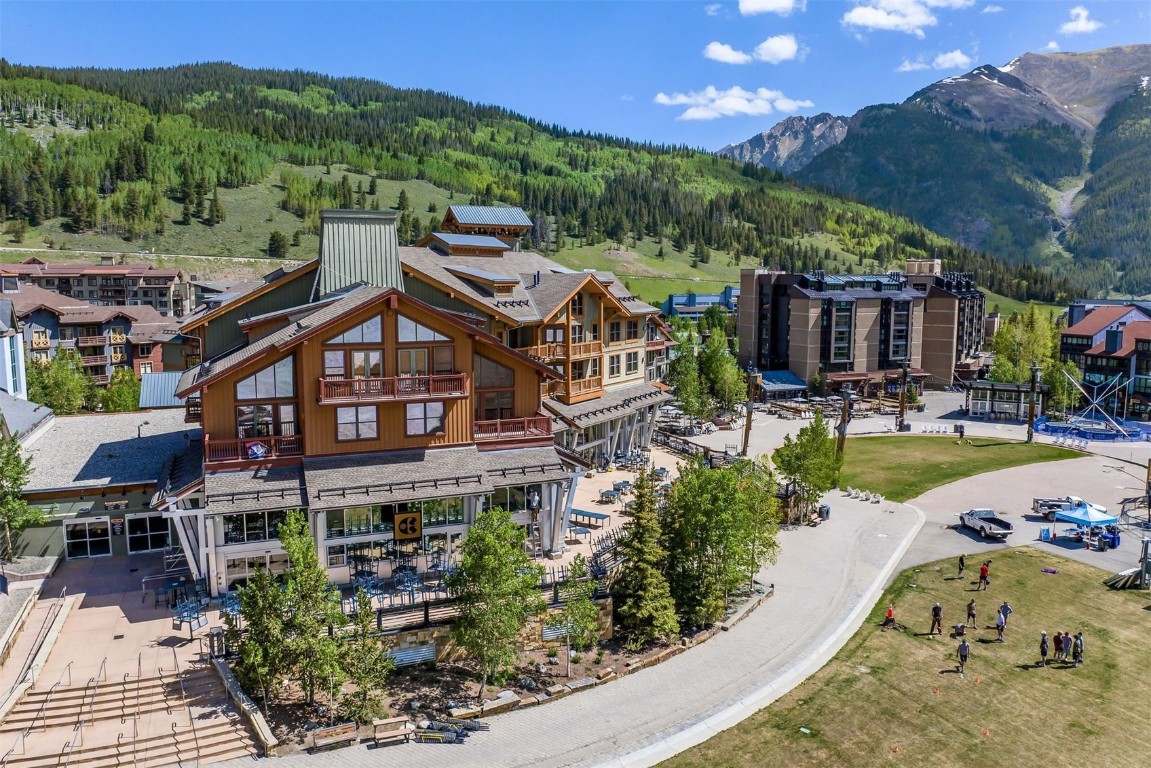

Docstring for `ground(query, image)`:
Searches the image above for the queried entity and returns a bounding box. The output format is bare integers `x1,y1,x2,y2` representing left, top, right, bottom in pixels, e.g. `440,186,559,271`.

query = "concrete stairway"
0,665,258,767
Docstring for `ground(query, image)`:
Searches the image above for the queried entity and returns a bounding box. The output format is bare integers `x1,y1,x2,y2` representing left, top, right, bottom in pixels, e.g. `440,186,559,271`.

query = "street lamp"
836,382,854,456
1026,360,1040,443
896,361,910,432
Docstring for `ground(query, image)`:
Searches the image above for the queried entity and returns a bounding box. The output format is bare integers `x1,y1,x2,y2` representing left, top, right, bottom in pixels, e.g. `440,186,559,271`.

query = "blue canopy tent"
1054,505,1117,527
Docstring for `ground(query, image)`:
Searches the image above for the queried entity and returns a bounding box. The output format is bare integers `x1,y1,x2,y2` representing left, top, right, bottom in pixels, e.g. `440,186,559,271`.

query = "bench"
372,717,414,747
311,722,358,752
414,729,459,744
387,643,436,667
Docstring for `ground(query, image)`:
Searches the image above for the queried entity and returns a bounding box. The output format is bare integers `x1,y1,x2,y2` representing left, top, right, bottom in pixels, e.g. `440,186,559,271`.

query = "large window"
398,315,449,343
626,320,639,340
570,294,584,317
235,357,294,400
608,354,621,377
325,349,384,379
478,391,514,421
626,351,640,374
237,403,296,438
337,406,378,440
420,498,465,528
326,316,382,345
398,348,428,376
325,506,395,539
406,402,445,435
220,510,288,545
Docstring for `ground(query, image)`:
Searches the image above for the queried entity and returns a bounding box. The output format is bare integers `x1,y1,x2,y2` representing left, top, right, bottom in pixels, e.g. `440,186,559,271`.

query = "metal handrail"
168,647,202,768
78,657,106,729
23,661,73,735
59,722,82,767
11,587,67,696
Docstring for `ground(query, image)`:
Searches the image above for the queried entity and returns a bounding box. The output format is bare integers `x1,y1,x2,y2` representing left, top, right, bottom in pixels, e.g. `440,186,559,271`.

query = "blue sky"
1,1,1146,149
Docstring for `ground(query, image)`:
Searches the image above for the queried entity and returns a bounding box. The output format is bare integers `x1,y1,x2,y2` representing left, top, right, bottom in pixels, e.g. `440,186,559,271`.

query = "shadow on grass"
938,668,963,675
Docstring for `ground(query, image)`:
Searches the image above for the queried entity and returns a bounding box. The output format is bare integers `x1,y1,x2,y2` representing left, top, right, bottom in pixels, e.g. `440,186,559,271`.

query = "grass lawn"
839,436,1078,502
663,548,1149,768
982,290,1062,320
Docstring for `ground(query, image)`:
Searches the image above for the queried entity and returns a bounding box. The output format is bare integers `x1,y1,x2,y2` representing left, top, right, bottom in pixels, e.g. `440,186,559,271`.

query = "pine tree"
613,469,679,650
397,188,410,211
340,588,394,722
180,198,192,226
367,175,377,196
102,367,140,412
267,230,289,258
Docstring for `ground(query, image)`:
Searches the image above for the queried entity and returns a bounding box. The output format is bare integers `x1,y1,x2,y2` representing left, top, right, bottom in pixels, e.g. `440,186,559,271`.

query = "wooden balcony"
81,355,109,366
528,341,602,361
109,332,127,344
205,434,304,464
568,375,603,396
474,415,553,444
185,398,202,424
89,374,109,385
111,352,126,364
317,373,470,404
77,335,107,347
30,337,50,350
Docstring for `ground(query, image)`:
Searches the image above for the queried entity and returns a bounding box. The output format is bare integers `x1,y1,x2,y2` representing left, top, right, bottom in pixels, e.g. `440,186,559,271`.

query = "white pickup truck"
959,508,1014,539
1032,496,1108,522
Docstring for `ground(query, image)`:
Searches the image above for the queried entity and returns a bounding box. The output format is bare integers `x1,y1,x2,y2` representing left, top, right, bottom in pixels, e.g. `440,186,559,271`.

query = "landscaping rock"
567,677,597,691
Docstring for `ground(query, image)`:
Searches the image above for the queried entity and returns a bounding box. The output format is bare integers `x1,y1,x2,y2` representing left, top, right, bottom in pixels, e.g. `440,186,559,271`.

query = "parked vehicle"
1032,496,1108,522
959,508,1014,539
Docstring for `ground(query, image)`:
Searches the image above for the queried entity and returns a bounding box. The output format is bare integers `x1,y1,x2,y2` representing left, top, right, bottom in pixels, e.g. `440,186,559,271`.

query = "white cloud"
754,34,801,64
1059,5,1103,34
841,0,975,38
933,48,972,69
704,3,722,15
981,4,1003,13
654,85,813,120
620,95,635,101
704,41,753,64
896,57,930,71
842,0,938,39
1043,40,1060,51
739,0,805,16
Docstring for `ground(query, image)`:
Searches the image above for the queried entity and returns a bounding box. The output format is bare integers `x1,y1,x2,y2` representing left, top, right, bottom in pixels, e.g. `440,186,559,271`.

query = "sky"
0,1,1146,150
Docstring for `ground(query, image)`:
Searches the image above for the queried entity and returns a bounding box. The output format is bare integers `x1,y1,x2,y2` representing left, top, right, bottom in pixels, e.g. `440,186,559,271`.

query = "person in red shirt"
978,561,990,591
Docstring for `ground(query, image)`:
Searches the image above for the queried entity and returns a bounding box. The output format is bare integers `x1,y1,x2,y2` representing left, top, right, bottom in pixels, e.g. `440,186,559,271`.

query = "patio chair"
845,486,855,497
873,494,883,504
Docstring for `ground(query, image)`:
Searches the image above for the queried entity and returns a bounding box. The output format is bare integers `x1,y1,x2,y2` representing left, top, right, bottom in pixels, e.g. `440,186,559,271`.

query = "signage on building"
395,512,422,541
111,518,125,536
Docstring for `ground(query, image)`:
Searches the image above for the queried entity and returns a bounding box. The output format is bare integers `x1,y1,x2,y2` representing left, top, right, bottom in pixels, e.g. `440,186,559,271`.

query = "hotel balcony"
317,373,470,404
529,340,603,361
30,337,50,350
81,355,109,366
567,375,603,396
89,374,109,385
205,434,304,464
473,415,553,446
109,332,127,344
77,335,108,347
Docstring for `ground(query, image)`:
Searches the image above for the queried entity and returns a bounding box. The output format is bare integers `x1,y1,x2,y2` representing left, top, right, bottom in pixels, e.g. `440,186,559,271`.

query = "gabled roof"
1063,305,1150,338
1083,320,1151,358
179,261,319,332
425,233,510,250
446,205,533,228
175,286,559,397
6,283,176,331
527,272,631,322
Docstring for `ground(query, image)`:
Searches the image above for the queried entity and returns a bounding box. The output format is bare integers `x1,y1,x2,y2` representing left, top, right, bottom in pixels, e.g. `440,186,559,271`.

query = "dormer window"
571,294,584,317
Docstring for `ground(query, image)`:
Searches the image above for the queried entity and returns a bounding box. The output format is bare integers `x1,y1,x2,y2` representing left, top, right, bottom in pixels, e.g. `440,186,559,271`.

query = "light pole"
1026,360,1040,443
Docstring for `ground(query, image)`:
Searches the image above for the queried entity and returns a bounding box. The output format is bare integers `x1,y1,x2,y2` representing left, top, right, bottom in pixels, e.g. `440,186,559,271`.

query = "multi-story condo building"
660,286,739,320
168,285,575,593
1,255,192,316
6,282,175,383
0,297,28,400
738,270,927,394
738,266,987,393
1059,305,1151,418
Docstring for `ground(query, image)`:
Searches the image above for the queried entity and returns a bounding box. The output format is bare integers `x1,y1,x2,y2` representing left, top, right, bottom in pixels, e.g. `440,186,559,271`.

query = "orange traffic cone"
893,746,900,753
983,729,991,737
974,676,980,683
933,686,940,695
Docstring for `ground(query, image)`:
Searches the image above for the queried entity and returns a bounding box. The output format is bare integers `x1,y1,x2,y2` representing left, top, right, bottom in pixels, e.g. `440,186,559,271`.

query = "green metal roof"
447,205,533,228
315,210,405,298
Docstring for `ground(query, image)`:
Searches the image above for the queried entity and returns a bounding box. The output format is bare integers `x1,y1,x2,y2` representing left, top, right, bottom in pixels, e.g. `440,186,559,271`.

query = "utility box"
209,626,227,658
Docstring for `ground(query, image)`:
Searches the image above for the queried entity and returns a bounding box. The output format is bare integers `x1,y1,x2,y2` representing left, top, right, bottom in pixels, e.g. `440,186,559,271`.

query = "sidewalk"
217,495,922,768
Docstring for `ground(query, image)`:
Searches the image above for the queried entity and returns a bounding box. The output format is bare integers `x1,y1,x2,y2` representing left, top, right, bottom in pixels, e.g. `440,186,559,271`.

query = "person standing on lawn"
1073,632,1084,667
966,598,977,628
995,608,1005,642
999,600,1012,627
1053,632,1064,662
978,561,990,590
958,553,966,580
1039,631,1049,667
930,602,943,635
956,639,970,676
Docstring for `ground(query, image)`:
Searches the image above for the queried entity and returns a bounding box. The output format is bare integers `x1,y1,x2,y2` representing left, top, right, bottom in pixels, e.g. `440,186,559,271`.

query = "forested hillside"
0,61,1074,303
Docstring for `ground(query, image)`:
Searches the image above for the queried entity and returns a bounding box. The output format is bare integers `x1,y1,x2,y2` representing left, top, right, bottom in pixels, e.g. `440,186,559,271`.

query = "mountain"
0,61,1076,305
718,113,847,174
725,45,1151,294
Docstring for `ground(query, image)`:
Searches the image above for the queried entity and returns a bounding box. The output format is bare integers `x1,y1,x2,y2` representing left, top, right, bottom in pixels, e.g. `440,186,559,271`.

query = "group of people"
1039,630,1085,667
885,554,1088,676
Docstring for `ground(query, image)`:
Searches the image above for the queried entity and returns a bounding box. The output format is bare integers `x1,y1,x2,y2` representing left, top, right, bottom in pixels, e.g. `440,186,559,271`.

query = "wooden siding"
199,291,546,460
200,266,316,359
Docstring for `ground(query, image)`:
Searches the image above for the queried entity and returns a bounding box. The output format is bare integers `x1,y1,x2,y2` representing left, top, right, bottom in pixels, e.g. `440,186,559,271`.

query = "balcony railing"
528,341,603,360
474,415,553,443
111,352,125,364
185,398,202,424
109,332,127,344
205,434,304,463
30,337,50,350
77,335,107,347
81,355,109,366
568,375,603,396
317,373,470,404
89,374,109,385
